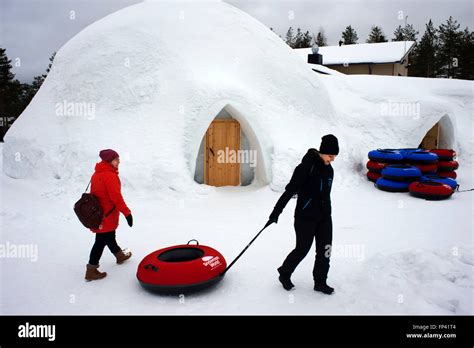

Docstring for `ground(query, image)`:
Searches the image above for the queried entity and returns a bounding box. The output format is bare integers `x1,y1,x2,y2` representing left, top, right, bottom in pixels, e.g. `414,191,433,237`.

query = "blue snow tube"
400,149,438,163
375,177,410,192
368,149,403,163
381,164,422,182
420,175,458,190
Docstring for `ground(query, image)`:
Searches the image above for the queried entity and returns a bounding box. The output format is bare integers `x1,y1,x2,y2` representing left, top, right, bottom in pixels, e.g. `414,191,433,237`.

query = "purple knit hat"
99,149,119,162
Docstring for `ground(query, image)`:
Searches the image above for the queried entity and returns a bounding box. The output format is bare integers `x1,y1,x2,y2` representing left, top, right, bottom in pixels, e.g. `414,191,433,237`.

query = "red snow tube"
409,181,454,200
137,240,227,294
406,163,437,174
366,160,389,173
428,149,456,161
367,171,382,182
437,171,457,179
437,161,459,171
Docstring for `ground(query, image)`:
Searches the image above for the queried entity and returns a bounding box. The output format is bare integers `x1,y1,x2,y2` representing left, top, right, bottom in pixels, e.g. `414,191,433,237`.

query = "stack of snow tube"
427,149,458,179
366,149,403,183
367,149,435,188
366,148,459,200
376,164,422,192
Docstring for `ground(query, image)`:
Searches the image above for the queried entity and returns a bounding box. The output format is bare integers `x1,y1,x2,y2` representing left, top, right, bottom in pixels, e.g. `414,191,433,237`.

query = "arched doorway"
419,115,455,149
194,107,256,186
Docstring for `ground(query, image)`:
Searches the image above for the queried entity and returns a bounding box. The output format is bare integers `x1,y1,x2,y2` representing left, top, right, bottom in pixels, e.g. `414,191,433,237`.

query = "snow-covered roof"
294,41,415,65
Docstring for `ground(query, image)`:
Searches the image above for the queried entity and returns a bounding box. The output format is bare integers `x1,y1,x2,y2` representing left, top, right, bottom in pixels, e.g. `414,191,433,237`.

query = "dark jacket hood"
301,148,323,165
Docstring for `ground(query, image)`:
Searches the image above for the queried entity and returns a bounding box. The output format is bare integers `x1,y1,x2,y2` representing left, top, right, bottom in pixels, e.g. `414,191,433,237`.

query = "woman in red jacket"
85,149,133,281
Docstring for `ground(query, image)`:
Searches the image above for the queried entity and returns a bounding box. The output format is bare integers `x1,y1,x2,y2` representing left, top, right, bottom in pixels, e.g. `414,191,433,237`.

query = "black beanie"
319,134,339,155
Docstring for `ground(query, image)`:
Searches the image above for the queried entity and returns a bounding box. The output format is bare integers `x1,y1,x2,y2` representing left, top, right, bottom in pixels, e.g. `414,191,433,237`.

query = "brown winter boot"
114,250,132,264
85,264,107,281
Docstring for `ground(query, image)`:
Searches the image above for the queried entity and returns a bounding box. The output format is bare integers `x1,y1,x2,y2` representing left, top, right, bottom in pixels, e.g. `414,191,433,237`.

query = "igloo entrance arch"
194,105,267,187
419,114,455,149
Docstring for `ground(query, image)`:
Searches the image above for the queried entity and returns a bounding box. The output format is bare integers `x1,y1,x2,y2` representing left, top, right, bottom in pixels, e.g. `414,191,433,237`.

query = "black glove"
269,210,280,224
126,214,133,227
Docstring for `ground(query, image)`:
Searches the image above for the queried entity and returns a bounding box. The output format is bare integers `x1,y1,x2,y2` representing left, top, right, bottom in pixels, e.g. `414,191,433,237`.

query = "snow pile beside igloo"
2,0,337,195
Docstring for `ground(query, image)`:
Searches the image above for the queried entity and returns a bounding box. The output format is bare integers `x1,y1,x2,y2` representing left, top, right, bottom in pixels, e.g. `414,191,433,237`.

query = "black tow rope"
457,185,474,192
220,220,273,276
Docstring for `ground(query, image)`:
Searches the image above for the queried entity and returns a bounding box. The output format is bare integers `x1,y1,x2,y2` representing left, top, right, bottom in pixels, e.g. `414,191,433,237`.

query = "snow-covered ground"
1,142,472,315
1,0,472,315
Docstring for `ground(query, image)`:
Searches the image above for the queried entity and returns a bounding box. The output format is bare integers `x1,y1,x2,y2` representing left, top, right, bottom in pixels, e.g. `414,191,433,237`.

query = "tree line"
283,16,474,79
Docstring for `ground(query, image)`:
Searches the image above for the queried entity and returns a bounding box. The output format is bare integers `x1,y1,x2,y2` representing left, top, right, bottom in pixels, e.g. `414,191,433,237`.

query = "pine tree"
285,27,295,48
403,24,418,41
0,48,16,118
392,24,418,41
437,16,463,78
409,20,439,77
341,25,358,44
0,48,24,140
293,28,303,48
0,48,15,85
24,52,56,103
316,28,328,46
293,30,312,49
393,25,405,41
301,31,313,48
367,26,387,43
458,27,474,79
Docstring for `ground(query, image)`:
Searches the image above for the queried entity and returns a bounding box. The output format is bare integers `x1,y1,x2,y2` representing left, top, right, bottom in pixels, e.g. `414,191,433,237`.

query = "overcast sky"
1,0,473,83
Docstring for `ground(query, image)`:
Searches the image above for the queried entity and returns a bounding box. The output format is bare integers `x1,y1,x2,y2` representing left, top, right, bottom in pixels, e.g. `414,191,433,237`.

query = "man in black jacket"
269,134,339,294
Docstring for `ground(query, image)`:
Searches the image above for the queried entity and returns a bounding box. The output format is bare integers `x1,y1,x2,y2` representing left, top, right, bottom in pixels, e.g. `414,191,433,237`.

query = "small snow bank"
345,247,474,314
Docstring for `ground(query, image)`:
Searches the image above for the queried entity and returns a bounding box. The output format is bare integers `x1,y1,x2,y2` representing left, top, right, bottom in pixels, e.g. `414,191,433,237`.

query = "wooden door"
205,119,240,186
420,123,439,149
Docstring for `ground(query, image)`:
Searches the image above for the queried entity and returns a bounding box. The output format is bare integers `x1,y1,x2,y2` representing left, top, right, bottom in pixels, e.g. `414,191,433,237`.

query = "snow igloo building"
3,0,337,192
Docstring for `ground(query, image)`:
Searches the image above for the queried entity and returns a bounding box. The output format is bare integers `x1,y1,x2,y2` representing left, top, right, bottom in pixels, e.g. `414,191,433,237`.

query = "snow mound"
3,1,473,198
2,0,336,194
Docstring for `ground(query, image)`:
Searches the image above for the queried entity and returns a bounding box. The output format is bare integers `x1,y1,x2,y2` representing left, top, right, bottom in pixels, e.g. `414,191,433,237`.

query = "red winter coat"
90,161,131,233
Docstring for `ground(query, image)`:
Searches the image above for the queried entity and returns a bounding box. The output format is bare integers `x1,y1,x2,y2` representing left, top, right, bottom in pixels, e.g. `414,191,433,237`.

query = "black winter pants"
88,230,121,266
278,216,333,283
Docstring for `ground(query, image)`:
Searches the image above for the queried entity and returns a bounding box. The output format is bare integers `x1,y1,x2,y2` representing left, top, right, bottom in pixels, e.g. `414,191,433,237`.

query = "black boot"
314,282,334,295
277,268,295,291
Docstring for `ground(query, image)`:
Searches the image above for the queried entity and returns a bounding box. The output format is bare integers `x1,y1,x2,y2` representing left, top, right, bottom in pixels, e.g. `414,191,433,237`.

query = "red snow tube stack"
427,149,458,179
409,181,454,200
137,240,227,294
366,160,388,182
